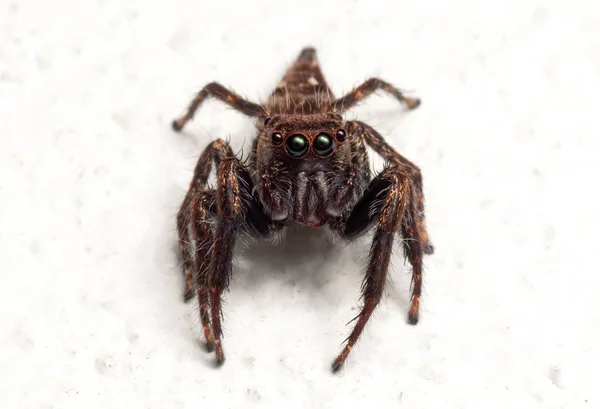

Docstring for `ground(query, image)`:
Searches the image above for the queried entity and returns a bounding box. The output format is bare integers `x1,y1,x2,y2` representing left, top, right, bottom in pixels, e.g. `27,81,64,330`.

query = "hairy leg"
348,120,434,254
331,78,420,113
177,138,272,363
208,158,246,365
332,228,395,372
191,191,218,350
172,82,266,131
332,166,419,372
177,187,217,350
176,193,197,302
402,219,424,325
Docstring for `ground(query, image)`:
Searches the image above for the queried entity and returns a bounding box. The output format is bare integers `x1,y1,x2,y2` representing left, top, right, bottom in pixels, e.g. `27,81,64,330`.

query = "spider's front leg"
172,82,267,132
330,77,421,113
177,139,270,364
331,165,424,372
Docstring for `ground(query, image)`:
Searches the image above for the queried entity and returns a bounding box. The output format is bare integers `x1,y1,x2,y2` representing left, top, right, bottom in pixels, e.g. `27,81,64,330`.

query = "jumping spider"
173,47,434,372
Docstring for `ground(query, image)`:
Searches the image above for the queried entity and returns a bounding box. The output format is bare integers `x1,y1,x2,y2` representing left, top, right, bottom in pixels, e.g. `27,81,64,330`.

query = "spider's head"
255,112,354,225
256,112,350,173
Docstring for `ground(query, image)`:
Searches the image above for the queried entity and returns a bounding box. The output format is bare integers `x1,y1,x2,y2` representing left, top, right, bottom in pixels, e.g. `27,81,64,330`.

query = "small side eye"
263,117,271,126
285,134,309,158
336,129,346,142
313,133,335,156
271,132,283,145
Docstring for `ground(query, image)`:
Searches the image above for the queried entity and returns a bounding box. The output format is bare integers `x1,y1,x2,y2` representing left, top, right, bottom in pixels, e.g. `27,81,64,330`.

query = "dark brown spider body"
173,47,433,372
266,47,333,114
254,48,367,228
254,113,359,227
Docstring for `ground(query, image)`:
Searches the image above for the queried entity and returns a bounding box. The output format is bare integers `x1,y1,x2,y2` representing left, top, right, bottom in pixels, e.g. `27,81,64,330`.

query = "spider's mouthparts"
305,219,326,228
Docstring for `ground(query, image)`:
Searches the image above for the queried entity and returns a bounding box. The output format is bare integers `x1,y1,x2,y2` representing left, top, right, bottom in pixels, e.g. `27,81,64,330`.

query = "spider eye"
285,134,309,158
313,133,335,156
271,132,283,145
263,117,271,126
336,129,346,142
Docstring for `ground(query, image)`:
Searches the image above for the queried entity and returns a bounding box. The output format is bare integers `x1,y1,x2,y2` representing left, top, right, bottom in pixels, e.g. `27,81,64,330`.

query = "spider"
173,47,434,372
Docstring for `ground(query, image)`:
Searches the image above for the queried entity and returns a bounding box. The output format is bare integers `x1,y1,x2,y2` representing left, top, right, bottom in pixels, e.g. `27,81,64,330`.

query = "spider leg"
402,218,424,325
178,186,218,351
332,166,422,372
331,78,420,113
209,155,256,365
348,120,434,254
176,192,197,303
172,82,267,132
177,138,232,302
178,138,271,365
208,211,235,365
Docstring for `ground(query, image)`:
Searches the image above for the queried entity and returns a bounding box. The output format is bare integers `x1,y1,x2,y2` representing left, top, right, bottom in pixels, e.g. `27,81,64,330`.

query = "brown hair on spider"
172,47,433,372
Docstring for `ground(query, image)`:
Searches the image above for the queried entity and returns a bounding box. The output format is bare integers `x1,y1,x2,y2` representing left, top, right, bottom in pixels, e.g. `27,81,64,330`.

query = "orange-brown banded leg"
331,78,421,113
172,82,266,132
332,167,412,372
348,121,434,254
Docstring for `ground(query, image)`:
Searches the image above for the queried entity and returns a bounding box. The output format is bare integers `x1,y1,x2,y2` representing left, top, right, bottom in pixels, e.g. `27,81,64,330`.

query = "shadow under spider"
171,224,412,309
237,224,362,291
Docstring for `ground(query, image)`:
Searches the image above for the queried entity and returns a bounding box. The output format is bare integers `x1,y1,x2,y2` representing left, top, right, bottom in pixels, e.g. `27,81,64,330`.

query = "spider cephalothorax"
173,47,434,372
254,112,357,227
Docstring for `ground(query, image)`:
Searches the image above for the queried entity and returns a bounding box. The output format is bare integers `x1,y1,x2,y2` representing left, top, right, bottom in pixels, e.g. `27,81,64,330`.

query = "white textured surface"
1,0,599,407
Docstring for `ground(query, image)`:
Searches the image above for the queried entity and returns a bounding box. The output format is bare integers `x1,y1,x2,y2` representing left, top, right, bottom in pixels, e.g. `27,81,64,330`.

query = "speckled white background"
1,0,599,408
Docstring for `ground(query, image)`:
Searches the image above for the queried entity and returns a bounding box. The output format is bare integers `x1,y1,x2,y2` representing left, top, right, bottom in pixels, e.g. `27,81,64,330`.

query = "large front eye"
313,133,335,156
285,134,309,158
